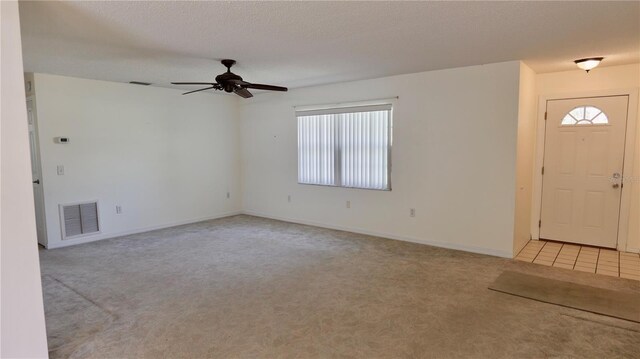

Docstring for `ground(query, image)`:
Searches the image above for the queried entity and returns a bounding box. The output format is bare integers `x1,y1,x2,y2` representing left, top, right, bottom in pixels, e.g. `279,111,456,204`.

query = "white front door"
27,98,47,246
540,96,629,248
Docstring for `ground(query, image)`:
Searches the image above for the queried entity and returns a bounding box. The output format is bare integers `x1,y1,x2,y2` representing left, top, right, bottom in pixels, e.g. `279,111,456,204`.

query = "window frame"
296,103,393,191
560,105,610,126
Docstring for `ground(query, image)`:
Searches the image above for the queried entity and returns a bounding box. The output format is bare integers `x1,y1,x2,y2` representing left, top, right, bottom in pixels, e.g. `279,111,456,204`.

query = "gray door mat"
489,271,640,323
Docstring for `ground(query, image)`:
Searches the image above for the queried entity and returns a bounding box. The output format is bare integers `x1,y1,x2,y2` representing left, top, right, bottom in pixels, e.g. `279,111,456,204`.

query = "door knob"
32,179,40,184
611,172,621,188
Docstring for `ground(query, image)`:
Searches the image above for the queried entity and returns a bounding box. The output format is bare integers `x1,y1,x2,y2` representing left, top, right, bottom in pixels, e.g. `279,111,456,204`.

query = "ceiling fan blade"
182,86,216,95
227,79,251,86
234,87,253,99
244,83,288,92
171,82,216,85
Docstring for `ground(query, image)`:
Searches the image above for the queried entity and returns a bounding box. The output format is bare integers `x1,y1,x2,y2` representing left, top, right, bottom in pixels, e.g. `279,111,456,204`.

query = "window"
297,104,392,190
561,106,608,126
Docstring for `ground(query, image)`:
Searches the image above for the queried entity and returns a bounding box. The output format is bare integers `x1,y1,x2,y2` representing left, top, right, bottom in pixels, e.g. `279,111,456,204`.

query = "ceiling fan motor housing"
216,72,243,93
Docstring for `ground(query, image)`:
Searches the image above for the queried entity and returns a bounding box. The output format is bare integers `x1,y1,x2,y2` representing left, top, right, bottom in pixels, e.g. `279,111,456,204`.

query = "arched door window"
561,106,609,125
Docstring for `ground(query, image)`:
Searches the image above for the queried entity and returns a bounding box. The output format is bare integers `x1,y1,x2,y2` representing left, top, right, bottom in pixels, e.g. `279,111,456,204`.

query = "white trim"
26,95,48,247
296,104,392,116
46,210,242,249
243,210,513,258
618,89,639,252
46,208,512,258
294,97,398,111
531,88,639,253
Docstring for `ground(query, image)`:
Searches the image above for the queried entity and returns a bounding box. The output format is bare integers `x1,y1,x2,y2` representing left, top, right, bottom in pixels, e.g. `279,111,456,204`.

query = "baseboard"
242,210,513,258
45,210,243,249
43,206,633,257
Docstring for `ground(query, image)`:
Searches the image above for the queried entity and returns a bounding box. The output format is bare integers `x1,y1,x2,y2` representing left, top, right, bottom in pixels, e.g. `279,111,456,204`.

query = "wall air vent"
129,81,152,86
60,201,100,239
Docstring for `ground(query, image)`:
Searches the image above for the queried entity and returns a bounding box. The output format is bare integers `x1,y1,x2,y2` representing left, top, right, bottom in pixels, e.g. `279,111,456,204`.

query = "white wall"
536,64,640,252
0,1,49,357
31,62,636,257
513,63,538,256
241,61,522,257
32,74,242,248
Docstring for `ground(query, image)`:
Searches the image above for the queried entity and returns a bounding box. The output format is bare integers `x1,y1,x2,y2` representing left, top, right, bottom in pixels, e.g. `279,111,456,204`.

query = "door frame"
531,88,639,252
26,95,48,247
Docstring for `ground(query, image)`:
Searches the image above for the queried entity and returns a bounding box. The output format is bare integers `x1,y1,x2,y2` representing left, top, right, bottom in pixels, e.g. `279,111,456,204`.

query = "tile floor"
516,240,640,281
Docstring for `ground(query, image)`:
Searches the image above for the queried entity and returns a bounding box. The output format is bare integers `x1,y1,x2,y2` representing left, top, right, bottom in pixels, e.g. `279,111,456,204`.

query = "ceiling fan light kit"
172,59,288,98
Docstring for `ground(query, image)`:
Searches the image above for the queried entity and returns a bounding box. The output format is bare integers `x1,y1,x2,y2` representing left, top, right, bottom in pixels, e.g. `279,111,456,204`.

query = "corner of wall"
33,74,244,248
234,96,246,212
1,1,49,357
512,61,538,257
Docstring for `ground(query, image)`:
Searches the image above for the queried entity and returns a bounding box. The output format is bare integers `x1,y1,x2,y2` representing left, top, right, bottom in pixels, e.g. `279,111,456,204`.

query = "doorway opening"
530,89,639,258
26,96,47,247
539,95,629,249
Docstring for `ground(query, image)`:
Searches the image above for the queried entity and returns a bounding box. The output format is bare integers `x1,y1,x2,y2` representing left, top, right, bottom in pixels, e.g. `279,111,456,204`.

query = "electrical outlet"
410,208,416,217
116,205,122,214
226,192,230,199
57,165,64,175
287,195,291,203
346,200,351,209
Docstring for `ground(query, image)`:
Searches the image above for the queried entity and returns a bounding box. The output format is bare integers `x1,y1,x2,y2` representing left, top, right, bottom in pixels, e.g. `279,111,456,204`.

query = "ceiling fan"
171,59,288,98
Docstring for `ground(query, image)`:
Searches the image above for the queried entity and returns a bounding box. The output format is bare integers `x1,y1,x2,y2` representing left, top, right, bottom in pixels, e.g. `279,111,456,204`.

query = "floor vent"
60,201,100,239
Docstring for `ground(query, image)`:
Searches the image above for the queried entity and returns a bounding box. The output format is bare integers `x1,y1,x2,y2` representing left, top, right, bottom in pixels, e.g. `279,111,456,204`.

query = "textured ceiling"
19,1,640,91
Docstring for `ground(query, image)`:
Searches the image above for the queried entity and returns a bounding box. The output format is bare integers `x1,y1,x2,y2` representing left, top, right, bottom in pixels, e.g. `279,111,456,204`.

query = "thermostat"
54,137,70,144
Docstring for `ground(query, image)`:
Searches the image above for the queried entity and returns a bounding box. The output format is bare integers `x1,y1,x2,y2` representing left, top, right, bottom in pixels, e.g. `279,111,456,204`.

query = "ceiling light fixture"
574,57,603,73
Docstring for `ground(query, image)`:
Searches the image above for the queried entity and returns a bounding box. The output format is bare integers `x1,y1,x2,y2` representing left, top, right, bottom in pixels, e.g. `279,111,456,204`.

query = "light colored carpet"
39,215,640,358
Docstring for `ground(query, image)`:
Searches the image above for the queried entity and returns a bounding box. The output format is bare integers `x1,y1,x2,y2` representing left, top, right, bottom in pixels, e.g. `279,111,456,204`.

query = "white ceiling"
19,1,640,91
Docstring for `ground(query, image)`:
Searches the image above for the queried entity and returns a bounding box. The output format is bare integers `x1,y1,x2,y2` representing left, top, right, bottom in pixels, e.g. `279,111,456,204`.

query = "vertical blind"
297,104,392,190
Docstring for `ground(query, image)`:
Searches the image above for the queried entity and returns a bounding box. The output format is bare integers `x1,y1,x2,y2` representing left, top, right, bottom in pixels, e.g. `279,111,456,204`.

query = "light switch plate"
57,165,64,175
